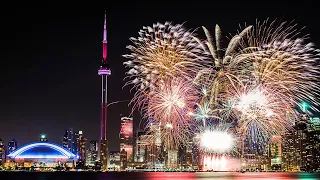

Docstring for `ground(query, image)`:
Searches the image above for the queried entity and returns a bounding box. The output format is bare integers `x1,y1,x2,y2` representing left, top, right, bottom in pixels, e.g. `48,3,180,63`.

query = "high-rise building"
269,135,282,170
0,139,4,166
306,129,320,171
40,134,48,142
120,149,127,170
120,117,133,161
240,136,268,171
144,123,163,168
87,141,98,166
306,117,320,171
192,143,201,170
7,139,17,155
178,141,193,168
72,131,80,155
167,149,178,168
282,114,308,171
89,140,98,152
78,136,87,163
109,151,120,170
98,12,111,169
63,128,73,152
135,131,147,163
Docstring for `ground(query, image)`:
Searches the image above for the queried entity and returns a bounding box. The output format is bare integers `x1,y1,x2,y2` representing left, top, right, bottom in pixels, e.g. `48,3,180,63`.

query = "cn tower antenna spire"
102,11,107,63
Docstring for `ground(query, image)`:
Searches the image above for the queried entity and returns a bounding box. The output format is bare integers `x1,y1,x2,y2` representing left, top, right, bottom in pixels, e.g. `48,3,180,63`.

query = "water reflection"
1,172,319,180
143,172,320,180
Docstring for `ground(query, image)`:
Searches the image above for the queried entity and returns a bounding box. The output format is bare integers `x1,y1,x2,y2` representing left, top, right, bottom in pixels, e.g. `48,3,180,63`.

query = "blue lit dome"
7,142,78,160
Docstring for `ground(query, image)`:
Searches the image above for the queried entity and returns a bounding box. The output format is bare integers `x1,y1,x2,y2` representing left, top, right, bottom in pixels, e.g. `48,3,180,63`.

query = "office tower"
120,117,133,161
63,128,73,151
87,141,98,166
178,141,193,168
0,139,4,166
40,134,48,142
120,149,127,170
72,131,80,155
282,114,308,171
306,117,320,171
109,151,120,170
78,135,87,162
135,131,147,163
269,135,282,170
7,139,18,155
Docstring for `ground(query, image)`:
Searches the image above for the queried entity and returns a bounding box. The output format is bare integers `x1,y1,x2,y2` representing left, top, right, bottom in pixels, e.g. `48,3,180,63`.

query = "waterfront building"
62,128,73,152
0,139,4,166
109,151,120,171
7,139,18,155
120,116,133,162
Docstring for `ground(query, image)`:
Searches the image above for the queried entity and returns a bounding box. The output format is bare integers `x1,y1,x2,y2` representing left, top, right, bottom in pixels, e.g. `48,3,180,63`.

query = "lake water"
0,172,319,180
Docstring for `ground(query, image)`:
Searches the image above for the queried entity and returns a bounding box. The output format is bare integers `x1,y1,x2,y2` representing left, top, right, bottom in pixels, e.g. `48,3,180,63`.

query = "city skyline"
0,1,319,152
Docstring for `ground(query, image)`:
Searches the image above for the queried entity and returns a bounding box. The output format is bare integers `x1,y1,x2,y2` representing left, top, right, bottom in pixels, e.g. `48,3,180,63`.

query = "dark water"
0,172,319,180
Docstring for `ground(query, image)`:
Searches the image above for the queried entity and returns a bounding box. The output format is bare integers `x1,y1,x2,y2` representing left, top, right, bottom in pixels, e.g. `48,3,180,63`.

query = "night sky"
0,1,319,151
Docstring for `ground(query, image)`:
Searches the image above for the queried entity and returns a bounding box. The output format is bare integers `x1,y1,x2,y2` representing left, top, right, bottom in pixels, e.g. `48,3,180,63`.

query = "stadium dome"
7,142,78,160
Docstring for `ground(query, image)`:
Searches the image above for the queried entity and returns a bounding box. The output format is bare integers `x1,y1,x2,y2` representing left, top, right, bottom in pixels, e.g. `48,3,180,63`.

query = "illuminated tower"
99,12,111,169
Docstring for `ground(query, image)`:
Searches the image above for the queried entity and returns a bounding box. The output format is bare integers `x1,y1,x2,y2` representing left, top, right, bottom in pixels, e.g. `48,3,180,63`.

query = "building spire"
103,11,107,42
102,11,107,62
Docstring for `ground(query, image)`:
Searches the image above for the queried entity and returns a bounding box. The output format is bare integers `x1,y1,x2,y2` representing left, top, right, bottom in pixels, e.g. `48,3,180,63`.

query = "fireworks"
123,19,320,154
123,22,208,92
197,25,253,107
237,20,320,111
199,130,235,153
228,83,296,142
146,78,198,148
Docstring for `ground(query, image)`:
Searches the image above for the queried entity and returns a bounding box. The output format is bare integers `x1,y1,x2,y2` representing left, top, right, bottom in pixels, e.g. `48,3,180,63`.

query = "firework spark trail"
194,25,253,110
123,19,320,150
197,20,320,144
123,22,210,121
237,19,320,112
227,82,297,142
123,22,209,92
144,78,199,148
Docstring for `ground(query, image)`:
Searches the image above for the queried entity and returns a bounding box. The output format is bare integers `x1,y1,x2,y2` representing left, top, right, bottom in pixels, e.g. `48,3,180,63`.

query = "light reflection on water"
0,172,319,180
142,172,320,180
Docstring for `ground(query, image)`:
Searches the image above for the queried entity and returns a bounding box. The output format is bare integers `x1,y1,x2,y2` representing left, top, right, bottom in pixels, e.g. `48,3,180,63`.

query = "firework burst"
237,19,320,112
145,78,199,148
123,22,208,91
123,19,320,152
228,82,296,142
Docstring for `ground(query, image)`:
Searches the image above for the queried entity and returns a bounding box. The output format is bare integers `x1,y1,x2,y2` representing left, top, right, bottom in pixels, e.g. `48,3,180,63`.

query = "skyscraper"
87,141,98,166
135,131,147,163
282,113,308,171
120,117,133,161
0,139,4,166
7,139,17,155
98,12,111,169
269,135,282,170
63,128,73,152
72,131,80,155
78,136,87,163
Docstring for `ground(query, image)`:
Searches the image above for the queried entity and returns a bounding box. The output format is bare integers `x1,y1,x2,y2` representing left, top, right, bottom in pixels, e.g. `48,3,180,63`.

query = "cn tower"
98,12,111,169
